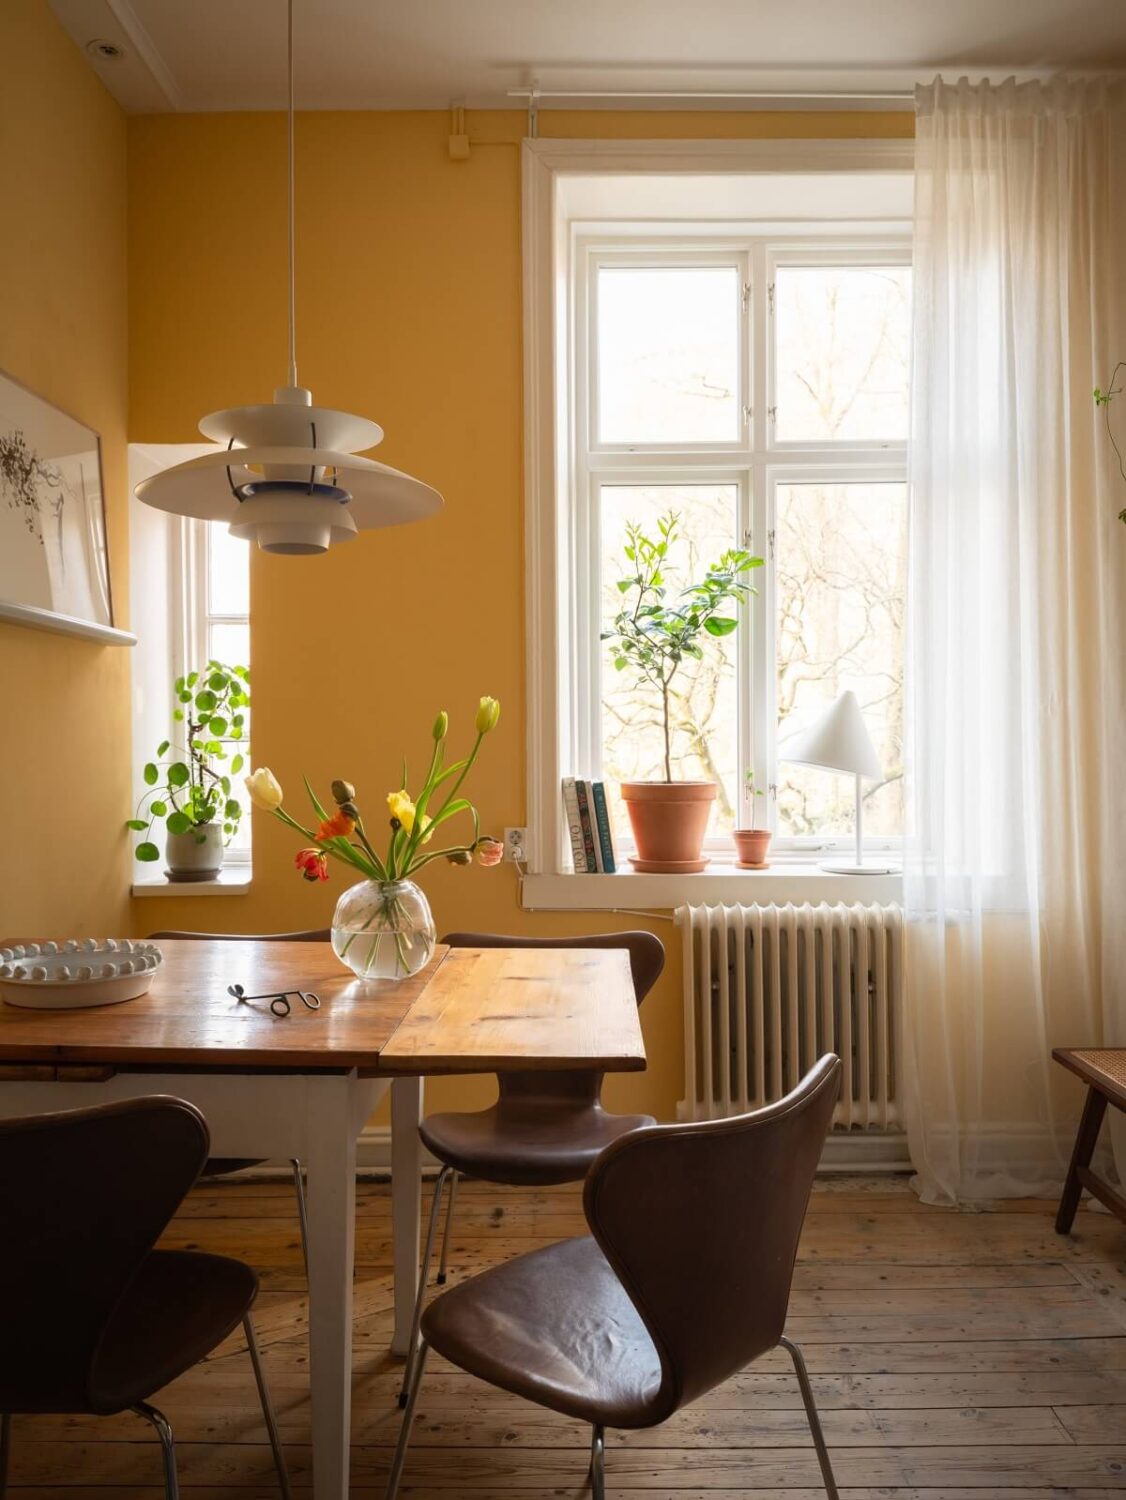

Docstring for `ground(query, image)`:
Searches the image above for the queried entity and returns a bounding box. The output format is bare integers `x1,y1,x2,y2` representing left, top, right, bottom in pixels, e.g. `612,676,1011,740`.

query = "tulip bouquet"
244,697,502,979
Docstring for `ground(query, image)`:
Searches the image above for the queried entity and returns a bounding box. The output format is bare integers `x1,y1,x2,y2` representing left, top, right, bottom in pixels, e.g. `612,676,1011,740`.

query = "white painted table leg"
304,1073,359,1500
390,1075,423,1357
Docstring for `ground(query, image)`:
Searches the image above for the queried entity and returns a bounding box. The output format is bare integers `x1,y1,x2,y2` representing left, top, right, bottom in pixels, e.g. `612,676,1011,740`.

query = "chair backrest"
147,928,330,941
441,931,664,1105
0,1096,209,1413
583,1054,841,1420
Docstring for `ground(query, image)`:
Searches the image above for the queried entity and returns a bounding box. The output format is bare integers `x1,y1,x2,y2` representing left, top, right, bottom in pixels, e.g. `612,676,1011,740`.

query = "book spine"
582,780,605,872
591,781,617,874
561,778,587,873
574,780,599,872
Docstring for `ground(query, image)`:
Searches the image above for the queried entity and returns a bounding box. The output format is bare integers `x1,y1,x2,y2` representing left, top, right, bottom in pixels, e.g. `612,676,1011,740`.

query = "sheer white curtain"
904,77,1126,1203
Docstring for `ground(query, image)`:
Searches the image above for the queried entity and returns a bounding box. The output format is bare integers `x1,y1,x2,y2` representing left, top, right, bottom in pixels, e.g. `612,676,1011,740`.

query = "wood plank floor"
5,1173,1125,1497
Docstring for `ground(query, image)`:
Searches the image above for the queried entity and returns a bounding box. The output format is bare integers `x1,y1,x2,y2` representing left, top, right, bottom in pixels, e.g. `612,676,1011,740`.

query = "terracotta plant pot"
732,828,772,869
620,781,716,872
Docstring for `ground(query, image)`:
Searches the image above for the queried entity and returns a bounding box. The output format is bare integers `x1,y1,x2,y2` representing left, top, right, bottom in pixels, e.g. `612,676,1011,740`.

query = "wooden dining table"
0,938,646,1498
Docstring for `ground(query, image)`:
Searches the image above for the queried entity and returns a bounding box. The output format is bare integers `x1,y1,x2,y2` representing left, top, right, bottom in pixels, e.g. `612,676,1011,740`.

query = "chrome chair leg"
133,1402,180,1500
436,1169,459,1283
244,1314,293,1499
386,1337,429,1500
398,1165,452,1406
780,1336,839,1500
290,1158,309,1278
589,1424,606,1500
0,1412,11,1497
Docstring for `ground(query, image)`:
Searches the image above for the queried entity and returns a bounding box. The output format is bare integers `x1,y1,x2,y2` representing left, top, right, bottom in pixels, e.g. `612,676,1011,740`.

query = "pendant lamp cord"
286,0,297,388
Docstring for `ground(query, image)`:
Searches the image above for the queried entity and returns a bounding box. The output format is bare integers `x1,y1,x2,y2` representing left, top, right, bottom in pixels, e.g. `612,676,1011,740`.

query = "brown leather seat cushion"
88,1250,257,1414
420,1104,657,1187
421,1235,663,1427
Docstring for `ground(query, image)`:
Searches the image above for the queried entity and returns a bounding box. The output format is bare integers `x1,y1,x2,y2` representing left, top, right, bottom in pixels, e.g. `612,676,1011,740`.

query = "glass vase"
330,878,436,981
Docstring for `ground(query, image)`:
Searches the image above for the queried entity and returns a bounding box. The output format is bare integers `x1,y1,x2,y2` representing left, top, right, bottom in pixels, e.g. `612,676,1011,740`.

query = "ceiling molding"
49,0,179,112
105,0,182,110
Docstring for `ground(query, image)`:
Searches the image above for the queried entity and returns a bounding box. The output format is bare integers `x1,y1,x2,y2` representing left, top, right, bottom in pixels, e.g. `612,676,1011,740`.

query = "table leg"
305,1074,359,1500
1056,1085,1108,1234
390,1075,423,1356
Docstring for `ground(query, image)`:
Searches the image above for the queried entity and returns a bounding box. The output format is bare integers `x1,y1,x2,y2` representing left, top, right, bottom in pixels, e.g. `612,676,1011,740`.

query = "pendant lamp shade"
134,387,443,556
780,690,883,781
133,0,442,556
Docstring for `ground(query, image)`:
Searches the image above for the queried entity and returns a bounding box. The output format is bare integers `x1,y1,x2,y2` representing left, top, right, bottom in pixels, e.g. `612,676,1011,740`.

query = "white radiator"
677,902,904,1130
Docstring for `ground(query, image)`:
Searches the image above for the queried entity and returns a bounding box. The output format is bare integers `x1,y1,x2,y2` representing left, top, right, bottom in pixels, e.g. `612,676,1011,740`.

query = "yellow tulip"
475,696,501,734
245,767,283,811
387,790,416,832
432,711,449,742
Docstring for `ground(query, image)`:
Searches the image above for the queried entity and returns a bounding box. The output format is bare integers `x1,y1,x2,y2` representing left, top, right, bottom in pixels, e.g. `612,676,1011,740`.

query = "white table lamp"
780,690,894,875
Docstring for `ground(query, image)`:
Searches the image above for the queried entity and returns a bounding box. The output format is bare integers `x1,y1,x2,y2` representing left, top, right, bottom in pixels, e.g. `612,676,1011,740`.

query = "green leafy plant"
127,660,250,862
744,769,766,830
1094,363,1126,523
602,512,763,781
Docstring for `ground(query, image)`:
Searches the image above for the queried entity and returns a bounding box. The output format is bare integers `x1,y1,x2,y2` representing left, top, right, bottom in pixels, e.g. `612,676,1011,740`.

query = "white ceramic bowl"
0,940,163,1010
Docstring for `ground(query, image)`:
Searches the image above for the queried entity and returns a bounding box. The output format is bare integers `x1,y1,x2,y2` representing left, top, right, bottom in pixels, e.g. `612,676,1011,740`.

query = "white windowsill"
521,862,902,910
132,867,253,898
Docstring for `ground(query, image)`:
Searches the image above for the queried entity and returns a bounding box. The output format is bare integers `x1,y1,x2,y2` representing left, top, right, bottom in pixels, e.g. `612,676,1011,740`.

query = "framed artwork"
0,370,133,645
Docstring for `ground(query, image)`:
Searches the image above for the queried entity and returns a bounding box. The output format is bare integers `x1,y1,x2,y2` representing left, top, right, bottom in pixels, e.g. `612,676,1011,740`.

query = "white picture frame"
0,370,134,645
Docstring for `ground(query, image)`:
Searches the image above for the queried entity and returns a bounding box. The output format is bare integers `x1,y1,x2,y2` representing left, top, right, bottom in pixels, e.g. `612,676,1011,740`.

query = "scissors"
228,983,321,1018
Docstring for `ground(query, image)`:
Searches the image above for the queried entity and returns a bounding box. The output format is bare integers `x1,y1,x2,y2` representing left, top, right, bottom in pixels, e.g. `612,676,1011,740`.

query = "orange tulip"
317,810,356,841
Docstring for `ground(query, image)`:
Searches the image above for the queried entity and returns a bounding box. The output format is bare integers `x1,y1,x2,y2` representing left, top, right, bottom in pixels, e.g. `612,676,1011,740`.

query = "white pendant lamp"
780,690,895,876
134,0,441,555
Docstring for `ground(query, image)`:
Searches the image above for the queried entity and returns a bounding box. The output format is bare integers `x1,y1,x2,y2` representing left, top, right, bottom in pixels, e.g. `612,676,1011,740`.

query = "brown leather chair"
388,1055,842,1500
0,1096,290,1500
147,928,331,1275
398,930,664,1405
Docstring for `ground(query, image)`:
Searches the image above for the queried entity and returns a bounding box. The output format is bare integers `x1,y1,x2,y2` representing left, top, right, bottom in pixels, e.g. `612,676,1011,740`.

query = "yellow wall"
0,0,131,938
127,107,911,1121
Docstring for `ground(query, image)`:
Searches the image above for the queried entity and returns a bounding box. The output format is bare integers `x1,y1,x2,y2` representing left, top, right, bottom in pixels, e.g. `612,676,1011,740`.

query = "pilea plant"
127,661,251,862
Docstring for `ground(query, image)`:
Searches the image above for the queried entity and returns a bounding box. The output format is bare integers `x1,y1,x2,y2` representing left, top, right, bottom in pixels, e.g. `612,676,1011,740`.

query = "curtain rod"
507,87,916,103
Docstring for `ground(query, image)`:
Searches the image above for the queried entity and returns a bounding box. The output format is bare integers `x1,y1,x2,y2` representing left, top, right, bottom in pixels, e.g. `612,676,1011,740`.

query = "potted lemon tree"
603,513,761,872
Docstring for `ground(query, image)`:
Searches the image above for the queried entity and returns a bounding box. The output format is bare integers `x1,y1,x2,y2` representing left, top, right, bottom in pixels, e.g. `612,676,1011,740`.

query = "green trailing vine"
1094,363,1126,523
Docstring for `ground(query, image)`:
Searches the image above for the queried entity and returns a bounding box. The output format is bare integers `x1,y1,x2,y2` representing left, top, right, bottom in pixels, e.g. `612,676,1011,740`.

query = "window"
177,518,252,861
574,239,911,855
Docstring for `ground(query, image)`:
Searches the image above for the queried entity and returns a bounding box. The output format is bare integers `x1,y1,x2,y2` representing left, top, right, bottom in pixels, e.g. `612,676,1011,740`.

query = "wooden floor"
5,1173,1125,1497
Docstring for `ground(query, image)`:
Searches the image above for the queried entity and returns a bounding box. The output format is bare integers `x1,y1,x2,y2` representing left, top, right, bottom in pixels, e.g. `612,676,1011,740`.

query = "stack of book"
561,778,617,873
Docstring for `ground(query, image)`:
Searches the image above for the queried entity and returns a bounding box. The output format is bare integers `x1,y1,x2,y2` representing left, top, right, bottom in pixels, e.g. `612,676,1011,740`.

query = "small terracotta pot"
620,781,716,872
732,828,772,869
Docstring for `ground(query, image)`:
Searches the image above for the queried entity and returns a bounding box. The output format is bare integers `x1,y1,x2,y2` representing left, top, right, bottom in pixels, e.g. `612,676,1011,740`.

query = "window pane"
597,267,740,444
208,521,250,617
776,482,905,838
208,620,249,671
600,484,740,842
774,265,910,442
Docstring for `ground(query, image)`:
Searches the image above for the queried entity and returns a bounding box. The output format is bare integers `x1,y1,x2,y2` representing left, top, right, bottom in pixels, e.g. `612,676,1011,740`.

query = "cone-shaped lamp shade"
780,690,883,781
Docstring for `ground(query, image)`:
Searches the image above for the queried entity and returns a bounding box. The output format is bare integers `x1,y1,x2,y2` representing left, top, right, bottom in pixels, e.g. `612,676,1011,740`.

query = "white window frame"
522,137,915,879
169,516,252,865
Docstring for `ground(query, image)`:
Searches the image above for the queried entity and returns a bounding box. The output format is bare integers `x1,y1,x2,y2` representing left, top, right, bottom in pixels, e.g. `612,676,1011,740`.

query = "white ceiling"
51,0,1126,114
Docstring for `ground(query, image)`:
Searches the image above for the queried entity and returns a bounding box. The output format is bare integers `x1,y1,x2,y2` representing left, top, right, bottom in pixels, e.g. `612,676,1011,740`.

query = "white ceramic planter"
166,822,224,881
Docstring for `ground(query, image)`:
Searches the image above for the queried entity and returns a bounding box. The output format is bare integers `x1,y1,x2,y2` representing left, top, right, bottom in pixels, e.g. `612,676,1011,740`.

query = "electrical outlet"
503,827,528,863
